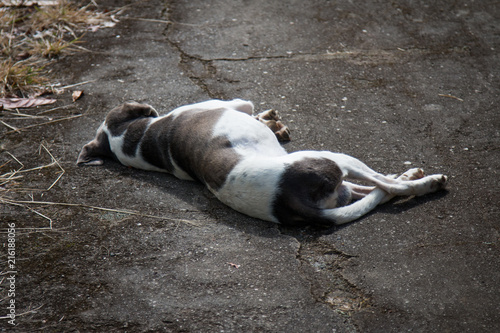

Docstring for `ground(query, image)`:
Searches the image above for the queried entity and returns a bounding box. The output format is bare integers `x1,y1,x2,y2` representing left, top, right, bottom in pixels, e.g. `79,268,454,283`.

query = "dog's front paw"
275,122,291,141
255,109,280,121
255,109,291,141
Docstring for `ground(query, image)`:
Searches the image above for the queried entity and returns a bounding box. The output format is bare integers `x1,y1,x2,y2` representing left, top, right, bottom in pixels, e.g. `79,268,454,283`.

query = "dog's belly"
215,157,285,222
212,111,287,158
208,111,290,220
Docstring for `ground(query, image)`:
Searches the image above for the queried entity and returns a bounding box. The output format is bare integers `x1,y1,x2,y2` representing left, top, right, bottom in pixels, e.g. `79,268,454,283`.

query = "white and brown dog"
77,99,447,227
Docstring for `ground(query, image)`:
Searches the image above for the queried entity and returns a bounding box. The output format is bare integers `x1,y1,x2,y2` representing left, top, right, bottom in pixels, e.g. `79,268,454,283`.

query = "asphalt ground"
1,0,499,332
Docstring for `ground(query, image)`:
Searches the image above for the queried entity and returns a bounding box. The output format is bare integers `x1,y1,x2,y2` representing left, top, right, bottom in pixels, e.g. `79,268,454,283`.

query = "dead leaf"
227,262,240,269
0,98,56,109
72,90,84,102
2,1,59,6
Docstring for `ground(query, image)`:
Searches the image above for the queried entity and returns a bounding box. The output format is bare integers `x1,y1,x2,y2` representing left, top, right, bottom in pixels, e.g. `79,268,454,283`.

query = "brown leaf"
0,98,56,109
227,262,241,269
72,90,84,102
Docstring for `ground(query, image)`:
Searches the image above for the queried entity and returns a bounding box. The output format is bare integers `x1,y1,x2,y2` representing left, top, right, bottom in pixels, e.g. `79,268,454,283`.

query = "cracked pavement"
1,0,499,332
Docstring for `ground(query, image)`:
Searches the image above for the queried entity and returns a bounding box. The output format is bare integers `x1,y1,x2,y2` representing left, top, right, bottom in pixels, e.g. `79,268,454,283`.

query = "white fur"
212,104,446,225
212,111,287,158
167,99,254,119
104,125,166,172
215,157,285,222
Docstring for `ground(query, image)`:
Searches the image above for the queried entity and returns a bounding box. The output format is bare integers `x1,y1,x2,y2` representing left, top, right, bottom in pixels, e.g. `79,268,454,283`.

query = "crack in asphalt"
159,0,475,105
170,41,221,99
161,4,223,99
161,5,371,322
294,240,372,314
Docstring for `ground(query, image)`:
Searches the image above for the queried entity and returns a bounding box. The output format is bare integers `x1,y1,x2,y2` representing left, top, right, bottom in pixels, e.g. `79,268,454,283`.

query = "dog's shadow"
375,190,448,216
277,190,449,240
96,160,449,239
99,160,279,236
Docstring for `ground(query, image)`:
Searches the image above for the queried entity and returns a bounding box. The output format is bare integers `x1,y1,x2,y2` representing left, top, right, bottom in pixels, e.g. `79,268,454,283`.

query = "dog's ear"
125,101,159,118
105,102,158,136
77,130,111,166
107,102,158,122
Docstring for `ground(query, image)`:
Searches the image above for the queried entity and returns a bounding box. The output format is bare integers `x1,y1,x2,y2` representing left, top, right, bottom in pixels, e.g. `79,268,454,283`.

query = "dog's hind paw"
402,168,425,180
430,174,448,191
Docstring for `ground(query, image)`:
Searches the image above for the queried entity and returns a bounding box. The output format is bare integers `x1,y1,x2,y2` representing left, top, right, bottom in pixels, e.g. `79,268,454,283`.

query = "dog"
77,99,447,227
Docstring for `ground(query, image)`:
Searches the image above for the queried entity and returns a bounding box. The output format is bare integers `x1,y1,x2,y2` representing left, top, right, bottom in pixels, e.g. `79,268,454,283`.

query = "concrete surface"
1,0,499,332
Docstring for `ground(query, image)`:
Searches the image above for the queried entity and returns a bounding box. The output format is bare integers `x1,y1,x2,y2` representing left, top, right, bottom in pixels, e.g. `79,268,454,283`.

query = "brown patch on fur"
166,109,241,190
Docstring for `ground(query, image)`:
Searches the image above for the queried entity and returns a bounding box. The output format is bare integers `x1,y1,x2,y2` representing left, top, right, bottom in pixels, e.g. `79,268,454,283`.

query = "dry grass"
29,35,81,58
30,1,95,32
0,0,119,97
0,58,49,96
0,3,199,229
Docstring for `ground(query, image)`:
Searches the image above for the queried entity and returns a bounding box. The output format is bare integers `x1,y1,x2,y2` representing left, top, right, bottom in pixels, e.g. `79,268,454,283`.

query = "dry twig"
0,197,202,227
1,113,83,136
1,145,201,228
438,94,464,102
0,304,44,320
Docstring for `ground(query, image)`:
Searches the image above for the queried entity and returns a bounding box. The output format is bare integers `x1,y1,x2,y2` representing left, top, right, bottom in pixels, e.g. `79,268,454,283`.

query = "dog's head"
77,102,158,166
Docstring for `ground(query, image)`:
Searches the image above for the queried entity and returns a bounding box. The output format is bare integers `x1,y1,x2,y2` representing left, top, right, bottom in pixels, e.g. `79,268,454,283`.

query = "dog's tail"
319,188,388,225
273,188,387,228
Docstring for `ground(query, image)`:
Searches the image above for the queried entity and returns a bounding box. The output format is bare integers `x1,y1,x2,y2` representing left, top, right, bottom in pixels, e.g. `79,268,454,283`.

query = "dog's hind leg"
322,168,425,225
342,181,376,199
321,152,447,197
344,168,428,200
